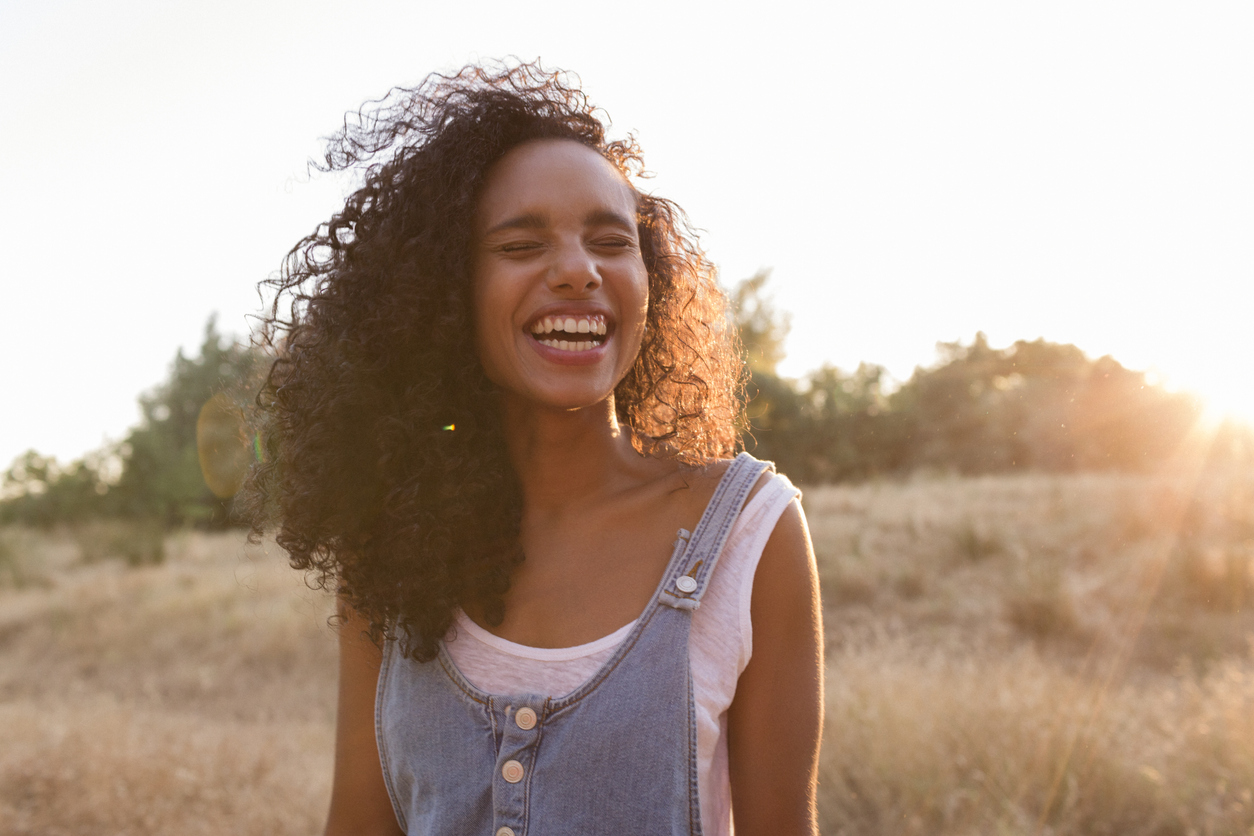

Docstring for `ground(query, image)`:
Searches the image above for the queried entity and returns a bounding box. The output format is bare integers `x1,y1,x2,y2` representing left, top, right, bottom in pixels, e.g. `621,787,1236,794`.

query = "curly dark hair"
244,61,745,661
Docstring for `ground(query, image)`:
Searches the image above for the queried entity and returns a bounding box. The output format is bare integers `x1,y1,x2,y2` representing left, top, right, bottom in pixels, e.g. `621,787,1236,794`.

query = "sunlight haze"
1,0,1250,469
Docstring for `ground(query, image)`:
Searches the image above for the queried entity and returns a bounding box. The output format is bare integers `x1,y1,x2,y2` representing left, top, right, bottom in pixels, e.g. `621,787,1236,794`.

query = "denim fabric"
376,453,772,836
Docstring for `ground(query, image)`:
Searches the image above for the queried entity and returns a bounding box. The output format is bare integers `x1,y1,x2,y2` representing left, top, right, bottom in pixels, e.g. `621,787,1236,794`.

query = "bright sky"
1,0,1251,469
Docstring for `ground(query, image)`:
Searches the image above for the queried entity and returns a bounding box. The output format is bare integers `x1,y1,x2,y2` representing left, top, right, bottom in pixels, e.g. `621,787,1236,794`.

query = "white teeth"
538,338,597,352
531,315,608,337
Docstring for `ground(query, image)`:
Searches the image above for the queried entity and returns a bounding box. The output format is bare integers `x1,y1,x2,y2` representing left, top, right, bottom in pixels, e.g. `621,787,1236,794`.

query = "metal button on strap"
502,759,525,783
496,828,516,836
675,575,698,593
515,706,537,730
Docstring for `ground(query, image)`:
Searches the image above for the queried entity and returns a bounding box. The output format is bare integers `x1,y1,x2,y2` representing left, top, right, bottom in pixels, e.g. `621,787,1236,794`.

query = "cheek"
472,326,496,379
471,276,510,381
632,264,651,326
473,312,516,381
620,268,651,362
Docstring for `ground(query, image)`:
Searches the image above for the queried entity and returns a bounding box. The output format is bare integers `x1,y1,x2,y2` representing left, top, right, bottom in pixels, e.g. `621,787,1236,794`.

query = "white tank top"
443,471,802,836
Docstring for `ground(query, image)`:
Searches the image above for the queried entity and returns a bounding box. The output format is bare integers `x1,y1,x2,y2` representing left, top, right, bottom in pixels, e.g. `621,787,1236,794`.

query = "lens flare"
196,394,251,499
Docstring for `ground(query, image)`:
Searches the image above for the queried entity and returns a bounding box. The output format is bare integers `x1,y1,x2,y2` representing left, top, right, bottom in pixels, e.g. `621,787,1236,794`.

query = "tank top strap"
658,452,773,612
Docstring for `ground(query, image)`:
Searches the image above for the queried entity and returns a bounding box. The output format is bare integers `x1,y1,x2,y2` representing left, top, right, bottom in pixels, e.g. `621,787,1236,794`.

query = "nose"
547,240,602,294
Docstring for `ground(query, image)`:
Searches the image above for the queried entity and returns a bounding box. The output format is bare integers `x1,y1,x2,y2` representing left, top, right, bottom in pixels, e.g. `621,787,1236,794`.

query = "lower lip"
529,333,610,366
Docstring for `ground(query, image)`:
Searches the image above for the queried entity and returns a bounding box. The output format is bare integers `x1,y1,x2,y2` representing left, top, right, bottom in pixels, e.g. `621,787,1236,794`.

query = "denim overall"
376,452,772,836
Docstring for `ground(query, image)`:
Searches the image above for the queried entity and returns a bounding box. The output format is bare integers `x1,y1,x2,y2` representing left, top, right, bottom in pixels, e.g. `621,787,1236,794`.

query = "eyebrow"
482,209,637,237
584,209,637,231
484,212,547,236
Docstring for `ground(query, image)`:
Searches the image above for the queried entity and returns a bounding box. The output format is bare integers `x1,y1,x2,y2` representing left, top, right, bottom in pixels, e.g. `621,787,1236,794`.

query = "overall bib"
376,453,772,836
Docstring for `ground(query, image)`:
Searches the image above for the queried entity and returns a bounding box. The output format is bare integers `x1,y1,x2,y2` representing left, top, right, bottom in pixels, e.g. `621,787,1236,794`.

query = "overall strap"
659,452,773,611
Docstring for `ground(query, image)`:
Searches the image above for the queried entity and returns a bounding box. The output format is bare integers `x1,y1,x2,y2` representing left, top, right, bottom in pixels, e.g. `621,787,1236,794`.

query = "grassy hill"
2,466,1252,834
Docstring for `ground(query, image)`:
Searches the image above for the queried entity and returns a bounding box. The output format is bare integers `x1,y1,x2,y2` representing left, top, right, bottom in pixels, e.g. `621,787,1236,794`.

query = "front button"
675,576,698,593
515,707,537,730
502,759,525,783
496,828,516,836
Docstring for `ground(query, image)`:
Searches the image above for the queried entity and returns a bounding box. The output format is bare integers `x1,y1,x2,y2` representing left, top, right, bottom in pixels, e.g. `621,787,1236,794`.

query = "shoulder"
682,453,796,512
734,462,815,655
755,499,813,603
689,462,804,673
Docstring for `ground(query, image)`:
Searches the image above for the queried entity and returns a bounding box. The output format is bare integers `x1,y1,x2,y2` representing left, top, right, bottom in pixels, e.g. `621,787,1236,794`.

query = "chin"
506,380,620,414
542,392,617,413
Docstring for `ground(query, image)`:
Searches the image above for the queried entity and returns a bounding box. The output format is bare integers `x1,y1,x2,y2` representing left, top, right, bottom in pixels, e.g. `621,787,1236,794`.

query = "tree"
732,272,905,481
111,316,262,526
733,270,799,458
889,334,1203,473
1,317,263,528
728,281,1207,482
731,269,790,376
0,449,116,526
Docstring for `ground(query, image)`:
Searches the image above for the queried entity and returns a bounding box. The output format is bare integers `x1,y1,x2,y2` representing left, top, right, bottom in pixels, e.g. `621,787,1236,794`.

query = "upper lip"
524,304,615,336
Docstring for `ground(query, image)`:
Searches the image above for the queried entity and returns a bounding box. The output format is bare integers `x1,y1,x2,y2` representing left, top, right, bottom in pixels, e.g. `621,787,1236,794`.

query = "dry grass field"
0,530,337,835
2,464,1252,835
810,464,1254,836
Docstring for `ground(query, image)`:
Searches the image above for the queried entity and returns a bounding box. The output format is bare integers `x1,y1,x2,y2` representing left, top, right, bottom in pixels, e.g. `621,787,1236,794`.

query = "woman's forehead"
475,139,637,229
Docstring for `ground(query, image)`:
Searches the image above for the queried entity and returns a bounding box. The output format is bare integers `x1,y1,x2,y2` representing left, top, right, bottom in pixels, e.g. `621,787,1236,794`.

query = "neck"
500,394,642,513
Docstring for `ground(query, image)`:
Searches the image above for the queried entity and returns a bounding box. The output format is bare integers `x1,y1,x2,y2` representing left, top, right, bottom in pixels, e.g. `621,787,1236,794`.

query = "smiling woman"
473,140,649,412
242,61,822,836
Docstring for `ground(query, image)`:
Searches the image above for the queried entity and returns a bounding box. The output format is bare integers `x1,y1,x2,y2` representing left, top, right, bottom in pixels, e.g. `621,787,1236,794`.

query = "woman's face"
472,139,648,412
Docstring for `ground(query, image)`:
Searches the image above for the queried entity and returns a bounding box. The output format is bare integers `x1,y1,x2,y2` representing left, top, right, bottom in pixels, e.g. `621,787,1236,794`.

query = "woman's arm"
727,499,824,836
324,600,406,836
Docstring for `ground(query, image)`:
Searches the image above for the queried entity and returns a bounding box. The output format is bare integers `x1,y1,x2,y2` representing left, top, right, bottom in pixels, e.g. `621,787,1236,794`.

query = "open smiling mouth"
529,314,609,353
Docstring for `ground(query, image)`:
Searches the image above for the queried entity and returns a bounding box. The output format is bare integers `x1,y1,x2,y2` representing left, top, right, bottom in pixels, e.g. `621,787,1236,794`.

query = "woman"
248,61,823,836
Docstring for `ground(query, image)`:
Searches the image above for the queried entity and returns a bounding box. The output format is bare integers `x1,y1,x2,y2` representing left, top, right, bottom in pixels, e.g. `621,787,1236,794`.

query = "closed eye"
591,235,636,250
498,241,545,254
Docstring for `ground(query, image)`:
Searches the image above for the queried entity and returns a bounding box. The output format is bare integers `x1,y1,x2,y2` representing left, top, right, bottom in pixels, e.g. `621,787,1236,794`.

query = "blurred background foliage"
2,275,1249,529
737,270,1247,482
1,317,262,531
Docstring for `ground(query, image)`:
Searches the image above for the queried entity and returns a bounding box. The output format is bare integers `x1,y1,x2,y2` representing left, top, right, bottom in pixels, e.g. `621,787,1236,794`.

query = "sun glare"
1180,374,1254,431
1200,394,1254,430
